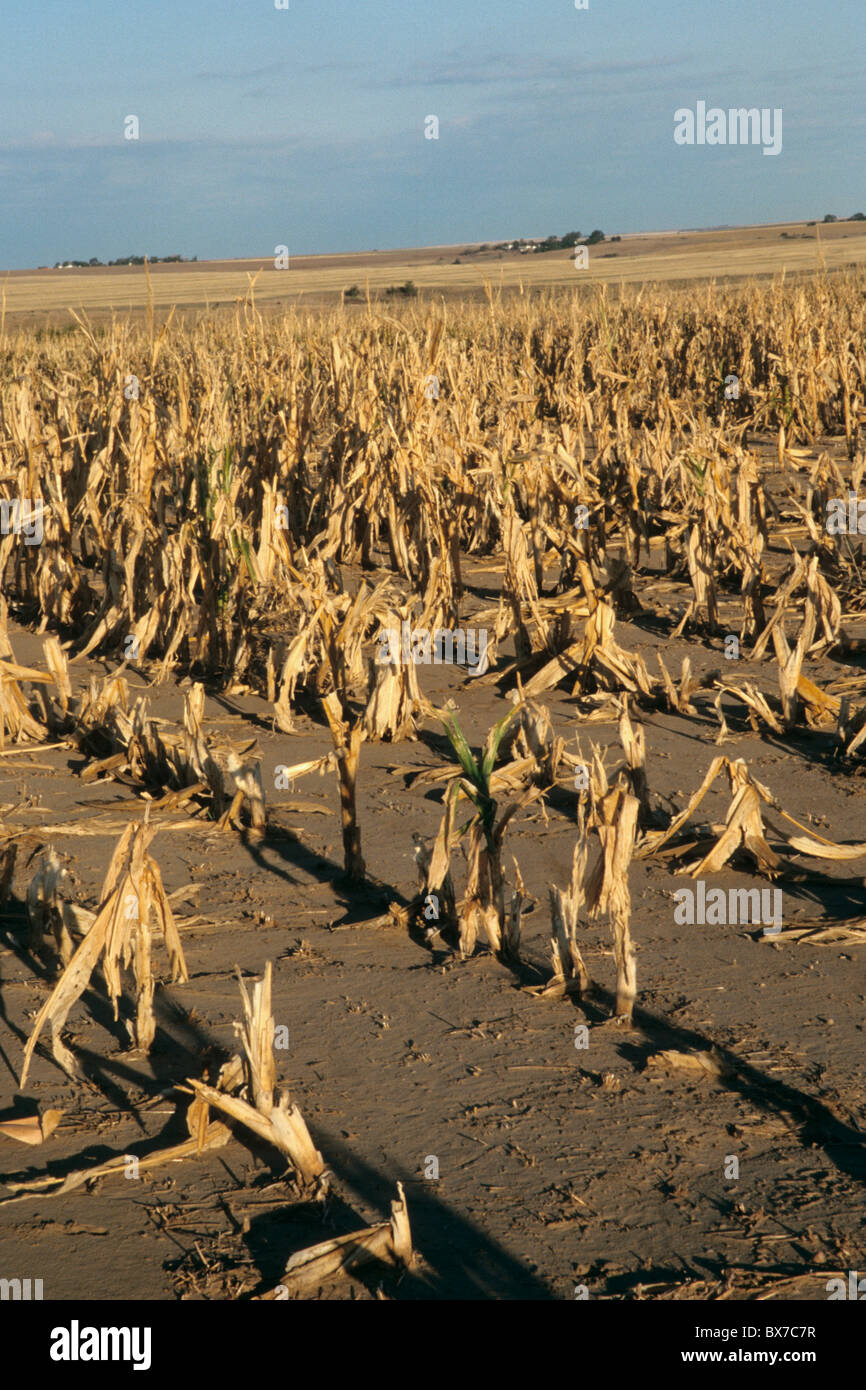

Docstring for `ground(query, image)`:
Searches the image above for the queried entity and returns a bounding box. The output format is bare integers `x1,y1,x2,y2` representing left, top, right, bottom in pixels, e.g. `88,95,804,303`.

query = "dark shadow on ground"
564,982,866,1185
241,1130,554,1300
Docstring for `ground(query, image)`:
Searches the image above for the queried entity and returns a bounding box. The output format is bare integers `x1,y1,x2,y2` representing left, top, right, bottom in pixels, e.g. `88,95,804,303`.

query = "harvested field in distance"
1,269,865,1302
5,219,866,325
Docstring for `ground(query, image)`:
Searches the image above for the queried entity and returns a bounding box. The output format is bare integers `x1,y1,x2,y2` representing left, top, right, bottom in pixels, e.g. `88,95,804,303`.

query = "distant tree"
586,229,605,245
849,212,866,221
385,281,418,297
823,213,837,223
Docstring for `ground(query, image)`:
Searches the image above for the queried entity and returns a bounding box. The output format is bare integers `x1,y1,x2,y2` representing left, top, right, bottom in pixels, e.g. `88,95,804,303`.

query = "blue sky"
0,0,862,269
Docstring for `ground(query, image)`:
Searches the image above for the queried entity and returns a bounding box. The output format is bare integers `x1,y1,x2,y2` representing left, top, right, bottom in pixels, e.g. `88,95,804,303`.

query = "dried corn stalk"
646,1049,727,1081
500,859,523,960
505,690,566,786
322,691,366,882
773,624,808,730
258,1183,412,1296
182,682,226,809
219,752,266,836
413,824,457,940
0,594,11,659
0,1093,231,1204
363,623,423,742
753,554,847,661
460,818,506,957
41,637,72,725
459,799,534,960
618,697,652,825
188,962,326,1189
536,790,640,1017
0,655,50,749
713,681,784,740
524,602,656,702
532,839,591,999
589,788,640,1020
764,917,866,945
236,960,276,1113
672,522,719,635
272,601,328,733
26,848,96,964
657,653,699,715
19,819,189,1087
639,755,866,874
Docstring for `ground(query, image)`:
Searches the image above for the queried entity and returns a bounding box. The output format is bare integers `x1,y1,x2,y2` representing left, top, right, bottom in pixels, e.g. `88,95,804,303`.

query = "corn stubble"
258,1184,412,1297
3,272,866,1291
534,787,640,1021
19,818,188,1088
188,961,326,1191
1,277,862,718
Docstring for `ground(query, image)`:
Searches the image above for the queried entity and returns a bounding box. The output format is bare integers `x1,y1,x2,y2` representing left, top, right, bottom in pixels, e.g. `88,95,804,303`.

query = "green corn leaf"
236,533,257,583
481,707,517,780
439,711,480,785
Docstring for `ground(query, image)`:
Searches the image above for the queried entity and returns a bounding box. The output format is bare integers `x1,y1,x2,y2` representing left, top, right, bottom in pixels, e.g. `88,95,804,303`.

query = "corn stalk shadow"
583,986,866,1184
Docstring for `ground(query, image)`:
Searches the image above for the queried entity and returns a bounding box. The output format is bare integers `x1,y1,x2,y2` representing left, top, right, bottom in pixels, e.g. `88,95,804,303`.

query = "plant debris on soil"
1,277,865,1301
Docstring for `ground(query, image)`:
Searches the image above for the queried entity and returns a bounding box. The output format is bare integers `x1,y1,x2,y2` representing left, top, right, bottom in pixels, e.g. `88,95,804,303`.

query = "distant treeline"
466,231,617,256
52,254,197,268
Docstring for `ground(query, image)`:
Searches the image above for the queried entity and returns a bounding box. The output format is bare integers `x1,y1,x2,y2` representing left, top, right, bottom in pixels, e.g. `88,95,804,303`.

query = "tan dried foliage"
258,1183,412,1297
19,819,189,1087
188,961,326,1189
639,755,866,875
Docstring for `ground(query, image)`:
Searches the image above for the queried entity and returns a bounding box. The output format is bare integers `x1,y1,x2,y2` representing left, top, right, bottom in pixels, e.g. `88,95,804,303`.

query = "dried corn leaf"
259,1183,412,1296
646,1049,727,1081
0,1097,230,1204
188,1079,326,1186
0,1109,62,1146
19,820,188,1087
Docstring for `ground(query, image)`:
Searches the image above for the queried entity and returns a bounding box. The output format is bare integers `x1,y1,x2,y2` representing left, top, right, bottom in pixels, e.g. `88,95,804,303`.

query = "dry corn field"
1,272,865,1301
